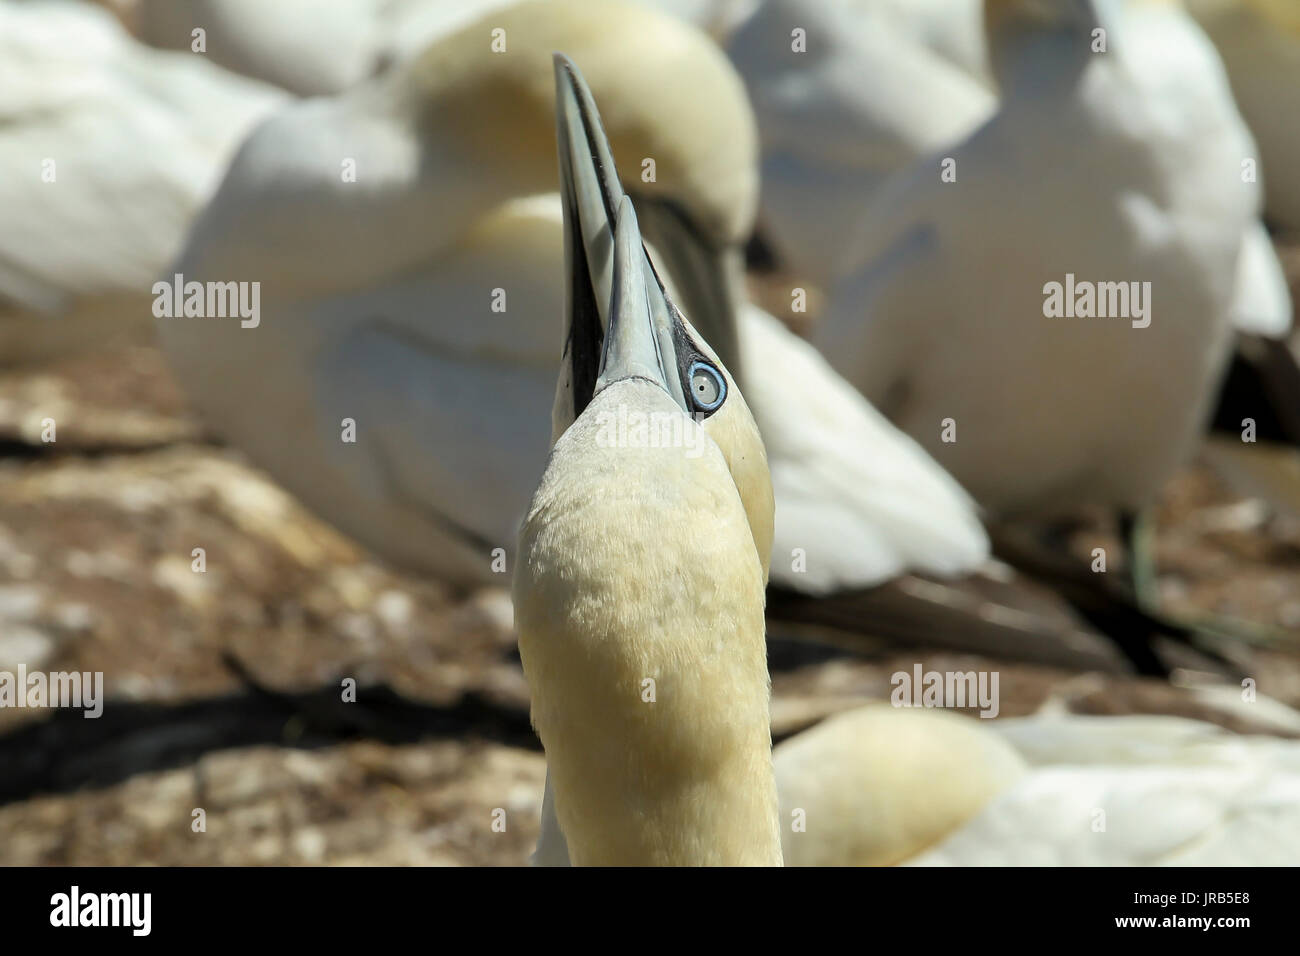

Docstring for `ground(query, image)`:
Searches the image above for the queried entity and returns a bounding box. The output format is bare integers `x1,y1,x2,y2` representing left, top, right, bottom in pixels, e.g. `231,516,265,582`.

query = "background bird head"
402,0,759,253
548,53,772,577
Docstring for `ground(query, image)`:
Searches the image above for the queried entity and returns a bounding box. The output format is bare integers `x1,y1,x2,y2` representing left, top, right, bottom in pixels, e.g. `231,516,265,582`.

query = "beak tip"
615,194,636,228
552,52,579,93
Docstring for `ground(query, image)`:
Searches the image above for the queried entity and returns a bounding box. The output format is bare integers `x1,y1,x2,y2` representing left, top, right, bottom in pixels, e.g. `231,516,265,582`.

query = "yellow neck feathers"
515,381,781,865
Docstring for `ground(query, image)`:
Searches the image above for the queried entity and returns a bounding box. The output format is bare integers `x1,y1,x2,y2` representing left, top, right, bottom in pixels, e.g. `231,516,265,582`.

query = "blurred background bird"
152,0,991,600
778,703,1300,866
0,0,1298,867
809,0,1295,662
0,0,284,364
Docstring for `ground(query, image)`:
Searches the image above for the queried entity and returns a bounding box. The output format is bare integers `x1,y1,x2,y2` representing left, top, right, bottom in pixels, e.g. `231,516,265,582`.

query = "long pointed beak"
594,197,688,411
555,53,624,304
554,53,622,418
554,53,689,417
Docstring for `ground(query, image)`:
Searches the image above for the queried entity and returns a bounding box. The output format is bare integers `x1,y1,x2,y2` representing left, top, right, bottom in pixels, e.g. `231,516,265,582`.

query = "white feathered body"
0,0,284,364
776,706,1300,866
914,714,1300,865
819,5,1255,516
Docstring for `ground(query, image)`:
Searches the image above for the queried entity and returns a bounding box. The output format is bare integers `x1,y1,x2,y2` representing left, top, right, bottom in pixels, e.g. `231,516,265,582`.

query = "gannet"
0,0,285,365
1187,0,1300,230
730,0,1289,332
517,193,782,865
774,705,1027,866
817,0,1255,528
777,706,1300,866
766,0,1293,539
157,0,987,593
725,0,996,288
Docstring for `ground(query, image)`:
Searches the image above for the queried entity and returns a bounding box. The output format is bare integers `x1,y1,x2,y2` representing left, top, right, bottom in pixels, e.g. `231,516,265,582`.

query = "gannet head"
403,0,756,375
549,53,772,575
514,196,780,865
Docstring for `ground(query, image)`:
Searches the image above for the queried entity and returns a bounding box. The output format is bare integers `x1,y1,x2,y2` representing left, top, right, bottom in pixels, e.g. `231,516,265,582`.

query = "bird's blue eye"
688,361,725,412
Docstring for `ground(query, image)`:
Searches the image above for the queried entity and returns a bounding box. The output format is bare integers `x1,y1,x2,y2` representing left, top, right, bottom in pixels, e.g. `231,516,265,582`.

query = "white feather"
1231,219,1293,337
0,0,284,362
1188,0,1300,229
741,306,988,592
725,0,994,286
133,0,745,95
773,707,1300,866
816,0,1256,516
913,715,1300,865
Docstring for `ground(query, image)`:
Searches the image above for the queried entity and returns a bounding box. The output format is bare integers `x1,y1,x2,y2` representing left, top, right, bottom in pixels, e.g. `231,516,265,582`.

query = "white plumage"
861,0,991,80
775,705,1300,866
1188,0,1300,230
741,305,986,592
0,0,285,364
725,0,995,288
1231,220,1293,337
816,0,1257,518
156,0,988,592
131,0,749,95
912,714,1300,865
133,0,383,95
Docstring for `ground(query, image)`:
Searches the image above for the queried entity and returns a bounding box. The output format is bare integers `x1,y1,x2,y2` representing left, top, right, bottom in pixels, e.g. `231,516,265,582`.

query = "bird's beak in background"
592,196,689,414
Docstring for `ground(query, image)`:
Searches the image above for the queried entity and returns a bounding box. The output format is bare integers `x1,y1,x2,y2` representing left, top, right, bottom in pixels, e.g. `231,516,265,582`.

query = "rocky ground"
1,245,1298,866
